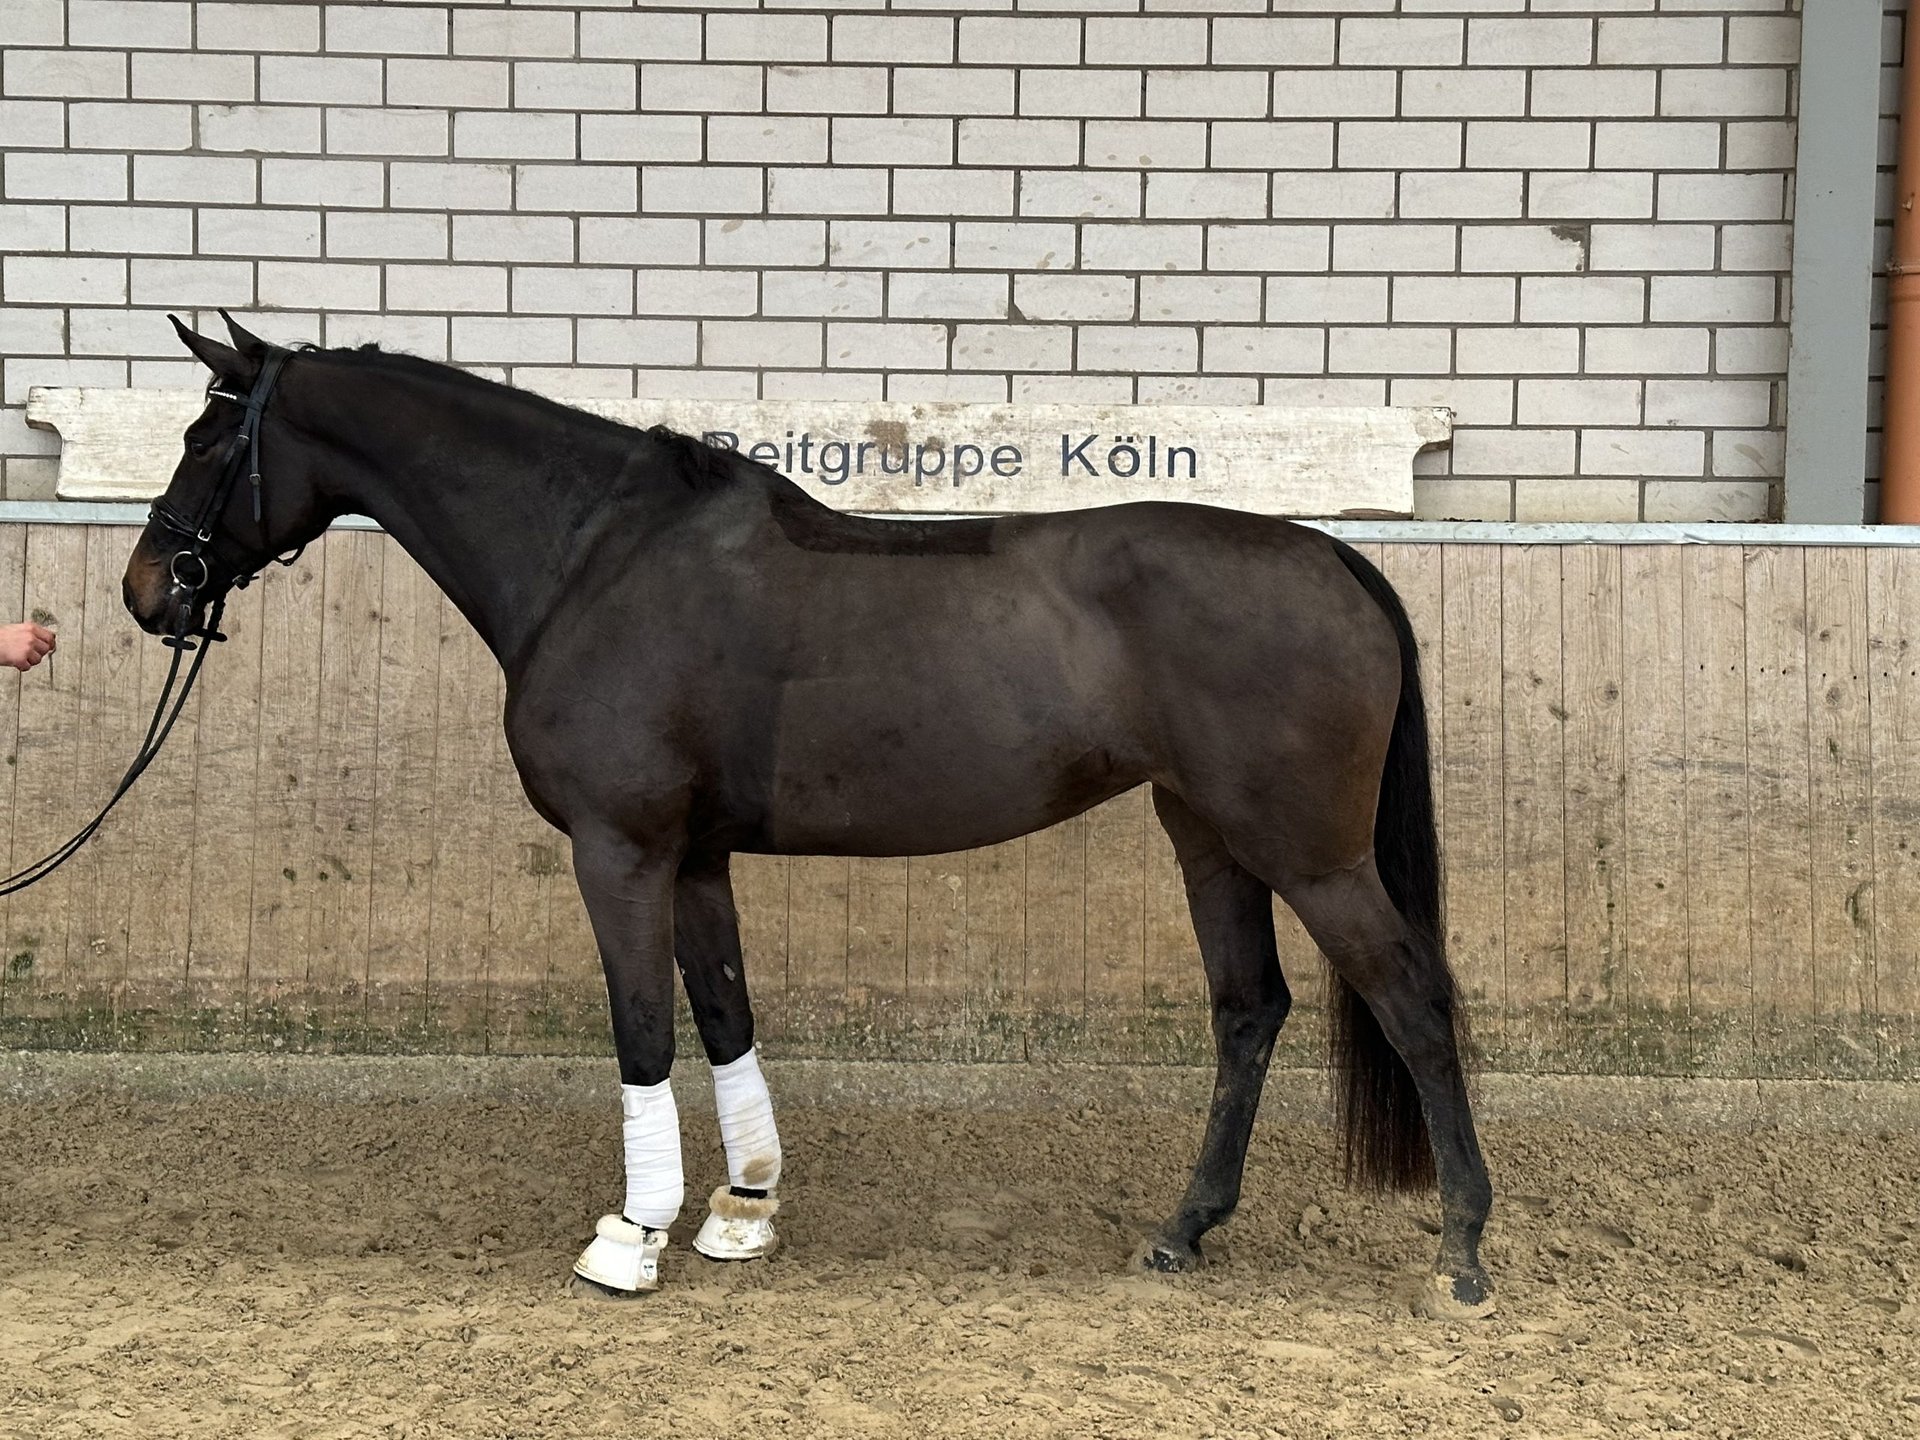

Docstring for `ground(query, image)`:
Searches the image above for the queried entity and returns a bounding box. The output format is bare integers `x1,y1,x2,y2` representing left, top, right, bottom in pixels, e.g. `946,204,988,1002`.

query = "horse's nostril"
123,566,168,634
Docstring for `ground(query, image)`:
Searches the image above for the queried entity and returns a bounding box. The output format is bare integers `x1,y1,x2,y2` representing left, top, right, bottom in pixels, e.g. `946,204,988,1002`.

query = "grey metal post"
1784,3,1888,523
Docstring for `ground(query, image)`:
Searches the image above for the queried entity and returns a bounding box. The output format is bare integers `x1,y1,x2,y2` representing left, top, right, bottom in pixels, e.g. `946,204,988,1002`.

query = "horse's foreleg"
675,852,782,1262
1142,787,1291,1273
569,830,685,1297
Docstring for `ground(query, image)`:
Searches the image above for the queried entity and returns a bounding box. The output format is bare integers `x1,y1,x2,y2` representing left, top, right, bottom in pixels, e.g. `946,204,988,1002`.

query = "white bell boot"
692,1185,780,1261
573,1214,668,1296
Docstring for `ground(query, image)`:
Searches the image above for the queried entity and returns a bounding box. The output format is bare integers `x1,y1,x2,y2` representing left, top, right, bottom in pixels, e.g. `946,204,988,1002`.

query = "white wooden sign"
28,388,1448,519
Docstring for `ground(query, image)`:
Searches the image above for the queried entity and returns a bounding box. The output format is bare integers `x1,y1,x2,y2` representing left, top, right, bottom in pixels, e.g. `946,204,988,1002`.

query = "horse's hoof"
569,1272,651,1302
1410,1269,1496,1321
693,1186,780,1262
571,1214,666,1296
1134,1235,1205,1274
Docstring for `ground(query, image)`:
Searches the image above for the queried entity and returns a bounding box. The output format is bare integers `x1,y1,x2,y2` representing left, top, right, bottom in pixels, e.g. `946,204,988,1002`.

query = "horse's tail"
1324,538,1462,1193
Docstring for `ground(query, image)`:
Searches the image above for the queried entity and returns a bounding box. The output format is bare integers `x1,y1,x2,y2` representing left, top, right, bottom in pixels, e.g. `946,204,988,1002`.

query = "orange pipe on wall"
1881,9,1920,522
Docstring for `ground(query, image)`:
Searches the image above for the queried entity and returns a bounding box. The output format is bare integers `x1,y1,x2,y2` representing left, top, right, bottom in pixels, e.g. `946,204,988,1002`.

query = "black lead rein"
0,605,217,897
0,346,294,898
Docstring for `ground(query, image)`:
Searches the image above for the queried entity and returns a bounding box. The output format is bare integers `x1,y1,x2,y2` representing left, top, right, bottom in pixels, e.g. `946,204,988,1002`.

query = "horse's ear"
169,314,250,385
218,308,268,361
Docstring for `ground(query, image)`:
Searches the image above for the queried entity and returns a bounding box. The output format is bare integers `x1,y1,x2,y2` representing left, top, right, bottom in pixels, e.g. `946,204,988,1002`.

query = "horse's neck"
321,381,651,669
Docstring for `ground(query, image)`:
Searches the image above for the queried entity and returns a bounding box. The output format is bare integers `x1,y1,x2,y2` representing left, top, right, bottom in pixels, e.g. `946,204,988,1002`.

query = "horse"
124,314,1493,1319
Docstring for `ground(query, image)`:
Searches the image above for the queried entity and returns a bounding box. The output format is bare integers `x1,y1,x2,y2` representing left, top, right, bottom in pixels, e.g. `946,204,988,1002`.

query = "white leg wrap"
621,1079,685,1230
711,1048,782,1191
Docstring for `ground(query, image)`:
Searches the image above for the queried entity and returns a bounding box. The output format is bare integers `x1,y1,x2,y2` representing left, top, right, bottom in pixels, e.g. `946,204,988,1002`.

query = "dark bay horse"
125,316,1493,1317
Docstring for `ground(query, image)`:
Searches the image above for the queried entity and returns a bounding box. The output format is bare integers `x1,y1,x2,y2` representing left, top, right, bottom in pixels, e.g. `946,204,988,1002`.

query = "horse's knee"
620,1053,674,1088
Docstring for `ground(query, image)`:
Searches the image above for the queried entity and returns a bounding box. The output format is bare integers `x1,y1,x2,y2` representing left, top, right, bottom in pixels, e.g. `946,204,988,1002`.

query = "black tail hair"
1325,538,1464,1193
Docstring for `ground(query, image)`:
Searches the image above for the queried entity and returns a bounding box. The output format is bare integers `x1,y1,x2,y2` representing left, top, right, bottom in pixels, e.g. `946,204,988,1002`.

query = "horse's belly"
757,672,1135,856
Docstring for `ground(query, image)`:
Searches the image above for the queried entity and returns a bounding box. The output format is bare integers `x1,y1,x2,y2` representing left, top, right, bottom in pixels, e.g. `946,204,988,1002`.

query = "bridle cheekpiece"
146,344,298,649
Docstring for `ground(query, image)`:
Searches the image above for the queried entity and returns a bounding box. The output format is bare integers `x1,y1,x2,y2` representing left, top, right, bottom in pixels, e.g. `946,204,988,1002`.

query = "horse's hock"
12,387,1920,1085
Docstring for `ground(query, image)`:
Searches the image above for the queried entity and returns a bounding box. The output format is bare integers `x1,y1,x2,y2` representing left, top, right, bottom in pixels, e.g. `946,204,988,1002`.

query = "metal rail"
2,501,1916,548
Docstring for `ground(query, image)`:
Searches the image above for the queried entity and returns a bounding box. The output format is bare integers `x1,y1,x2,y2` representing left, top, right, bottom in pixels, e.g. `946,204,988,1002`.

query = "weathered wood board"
0,520,1915,1081
27,388,1448,519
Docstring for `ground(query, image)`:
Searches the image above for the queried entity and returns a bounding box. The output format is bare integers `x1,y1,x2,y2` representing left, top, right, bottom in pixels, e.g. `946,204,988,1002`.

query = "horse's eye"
189,438,210,458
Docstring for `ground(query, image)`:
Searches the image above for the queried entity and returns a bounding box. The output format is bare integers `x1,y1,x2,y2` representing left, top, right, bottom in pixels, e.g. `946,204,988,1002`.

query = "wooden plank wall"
0,524,1916,1080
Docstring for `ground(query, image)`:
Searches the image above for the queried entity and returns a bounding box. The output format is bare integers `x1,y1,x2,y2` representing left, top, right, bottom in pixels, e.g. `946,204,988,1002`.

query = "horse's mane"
295,341,738,490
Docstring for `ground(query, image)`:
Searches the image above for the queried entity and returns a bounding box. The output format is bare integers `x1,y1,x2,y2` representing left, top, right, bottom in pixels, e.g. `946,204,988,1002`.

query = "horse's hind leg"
674,850,783,1260
1277,864,1493,1317
1140,786,1291,1273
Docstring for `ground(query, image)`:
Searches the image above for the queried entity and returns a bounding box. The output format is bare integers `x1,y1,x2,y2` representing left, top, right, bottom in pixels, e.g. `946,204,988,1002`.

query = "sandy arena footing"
0,1055,1914,1438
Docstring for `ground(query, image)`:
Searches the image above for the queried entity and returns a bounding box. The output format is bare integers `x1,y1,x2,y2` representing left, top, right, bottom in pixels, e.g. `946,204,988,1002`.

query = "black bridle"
0,347,296,897
147,343,297,650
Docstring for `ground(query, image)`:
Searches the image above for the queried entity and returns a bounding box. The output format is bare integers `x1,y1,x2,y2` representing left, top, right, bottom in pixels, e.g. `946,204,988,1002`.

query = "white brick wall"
0,0,1805,521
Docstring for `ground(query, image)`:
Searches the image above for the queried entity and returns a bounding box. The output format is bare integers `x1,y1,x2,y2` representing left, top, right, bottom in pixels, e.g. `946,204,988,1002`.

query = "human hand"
0,621,56,672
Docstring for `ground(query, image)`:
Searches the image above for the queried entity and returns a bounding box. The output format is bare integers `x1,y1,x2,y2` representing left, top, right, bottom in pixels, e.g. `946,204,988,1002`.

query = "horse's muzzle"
122,543,178,636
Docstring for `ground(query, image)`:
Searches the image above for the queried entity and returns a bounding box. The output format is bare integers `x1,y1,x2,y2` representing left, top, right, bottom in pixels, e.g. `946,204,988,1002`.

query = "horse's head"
124,313,334,639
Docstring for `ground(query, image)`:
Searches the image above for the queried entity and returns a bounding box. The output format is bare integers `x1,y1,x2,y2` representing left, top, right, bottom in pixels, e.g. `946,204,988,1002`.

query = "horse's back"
512,478,1400,858
744,492,1400,853
744,490,1387,721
